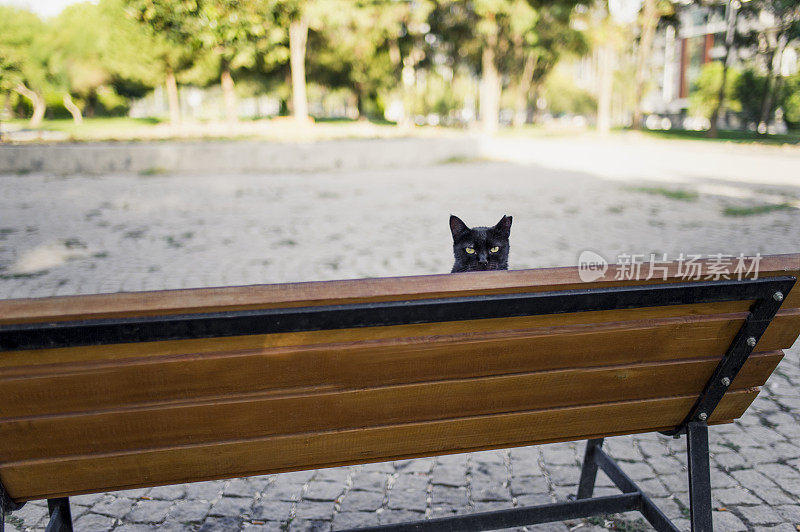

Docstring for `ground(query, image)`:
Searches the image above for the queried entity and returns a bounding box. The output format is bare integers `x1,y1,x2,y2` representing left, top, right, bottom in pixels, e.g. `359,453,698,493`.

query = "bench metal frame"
1,276,794,532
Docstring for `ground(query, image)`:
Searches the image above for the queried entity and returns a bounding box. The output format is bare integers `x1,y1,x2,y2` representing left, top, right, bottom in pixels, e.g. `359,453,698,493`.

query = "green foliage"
0,6,49,92
781,72,800,127
543,71,596,115
735,68,768,125
688,62,741,120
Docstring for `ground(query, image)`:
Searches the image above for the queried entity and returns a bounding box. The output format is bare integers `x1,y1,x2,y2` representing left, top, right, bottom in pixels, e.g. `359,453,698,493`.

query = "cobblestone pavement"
2,144,800,531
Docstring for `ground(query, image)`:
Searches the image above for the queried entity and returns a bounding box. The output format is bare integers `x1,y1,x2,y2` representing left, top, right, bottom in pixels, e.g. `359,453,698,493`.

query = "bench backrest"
1,254,799,503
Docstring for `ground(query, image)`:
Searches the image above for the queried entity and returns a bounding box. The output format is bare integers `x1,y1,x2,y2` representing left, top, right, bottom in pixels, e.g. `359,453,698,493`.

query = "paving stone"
4,503,48,528
386,489,427,512
225,478,262,498
712,510,748,531
70,492,106,506
168,499,211,523
265,482,305,502
314,468,353,483
514,493,553,506
471,485,510,502
544,465,577,487
339,490,385,512
287,519,330,531
752,488,797,505
730,470,778,491
378,510,425,525
199,516,242,531
184,482,224,501
737,505,783,526
147,484,187,501
209,496,253,518
244,521,284,531
430,486,467,506
250,500,293,521
774,504,800,522
294,501,335,521
125,500,173,524
304,482,345,502
92,496,137,518
392,474,428,492
394,459,433,473
332,511,380,529
73,512,116,530
714,487,763,506
349,472,388,492
752,525,798,532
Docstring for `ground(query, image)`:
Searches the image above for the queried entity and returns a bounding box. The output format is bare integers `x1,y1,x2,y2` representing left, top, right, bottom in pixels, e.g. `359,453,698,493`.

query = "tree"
124,0,197,125
508,0,586,127
310,1,407,119
689,61,741,120
631,0,673,130
49,0,161,120
0,6,49,126
129,0,287,124
739,0,800,131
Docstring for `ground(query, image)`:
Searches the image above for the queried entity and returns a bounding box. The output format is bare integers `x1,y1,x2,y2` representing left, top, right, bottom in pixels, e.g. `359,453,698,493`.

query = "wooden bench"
1,254,799,532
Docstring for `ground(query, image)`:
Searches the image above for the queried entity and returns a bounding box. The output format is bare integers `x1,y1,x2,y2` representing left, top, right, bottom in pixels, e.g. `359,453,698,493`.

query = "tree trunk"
289,17,309,123
63,94,83,124
220,65,237,124
14,83,45,127
513,52,537,128
597,44,614,135
480,14,501,135
632,0,659,130
708,0,737,138
758,35,787,133
165,67,181,126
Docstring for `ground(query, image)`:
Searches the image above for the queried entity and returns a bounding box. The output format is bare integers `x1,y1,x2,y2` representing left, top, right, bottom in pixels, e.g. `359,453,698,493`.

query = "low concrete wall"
0,137,479,175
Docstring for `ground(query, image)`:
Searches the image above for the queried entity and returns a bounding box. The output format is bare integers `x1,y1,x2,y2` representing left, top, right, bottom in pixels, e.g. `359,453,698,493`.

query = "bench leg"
576,438,604,499
686,422,713,532
45,498,73,532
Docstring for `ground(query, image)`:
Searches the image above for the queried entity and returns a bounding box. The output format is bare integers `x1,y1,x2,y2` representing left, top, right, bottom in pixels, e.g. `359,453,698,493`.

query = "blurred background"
0,0,798,141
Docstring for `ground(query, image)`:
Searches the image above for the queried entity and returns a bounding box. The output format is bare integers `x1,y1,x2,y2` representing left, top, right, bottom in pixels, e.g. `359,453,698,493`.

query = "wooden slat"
0,254,796,325
2,311,797,418
0,390,758,502
0,352,781,462
0,301,757,369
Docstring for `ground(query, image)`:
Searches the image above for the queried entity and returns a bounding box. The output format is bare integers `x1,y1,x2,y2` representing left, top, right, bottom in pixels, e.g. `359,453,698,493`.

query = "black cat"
450,215,512,273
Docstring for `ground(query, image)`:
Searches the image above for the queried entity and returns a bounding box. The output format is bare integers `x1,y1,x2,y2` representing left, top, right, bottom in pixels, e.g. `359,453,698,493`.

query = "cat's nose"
478,255,489,264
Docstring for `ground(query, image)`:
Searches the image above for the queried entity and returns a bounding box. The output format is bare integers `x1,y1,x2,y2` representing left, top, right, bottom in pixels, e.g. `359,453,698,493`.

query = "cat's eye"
465,247,475,254
490,246,500,253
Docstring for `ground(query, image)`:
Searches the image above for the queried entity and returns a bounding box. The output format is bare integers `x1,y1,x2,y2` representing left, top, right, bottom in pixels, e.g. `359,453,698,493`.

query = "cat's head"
450,215,512,272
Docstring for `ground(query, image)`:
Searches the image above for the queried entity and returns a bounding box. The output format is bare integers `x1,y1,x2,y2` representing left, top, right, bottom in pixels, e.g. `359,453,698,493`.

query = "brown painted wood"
0,301,757,369
0,254,796,325
2,311,797,418
0,390,758,502
0,353,780,462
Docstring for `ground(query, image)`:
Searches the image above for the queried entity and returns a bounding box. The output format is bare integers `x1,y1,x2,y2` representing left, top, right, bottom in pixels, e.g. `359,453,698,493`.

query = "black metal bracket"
1,277,795,351
662,276,793,436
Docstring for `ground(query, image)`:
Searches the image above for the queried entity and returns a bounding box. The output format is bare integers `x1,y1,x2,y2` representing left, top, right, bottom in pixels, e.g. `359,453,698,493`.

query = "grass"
637,127,800,146
722,202,796,217
631,187,699,202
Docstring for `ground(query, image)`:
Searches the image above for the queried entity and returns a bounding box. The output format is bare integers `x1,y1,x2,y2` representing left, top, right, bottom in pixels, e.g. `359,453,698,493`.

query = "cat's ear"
449,215,469,240
493,215,512,238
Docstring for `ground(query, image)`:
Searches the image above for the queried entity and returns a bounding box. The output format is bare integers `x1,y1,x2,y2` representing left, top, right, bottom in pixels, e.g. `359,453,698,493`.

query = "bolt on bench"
1,254,799,532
